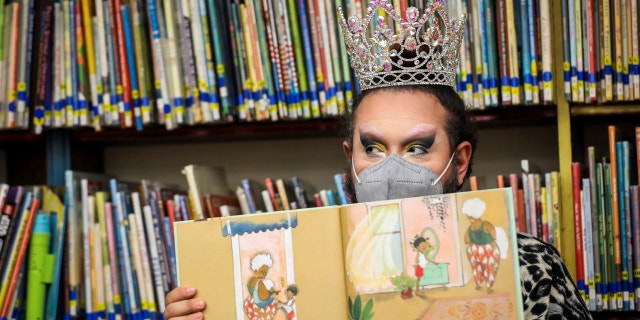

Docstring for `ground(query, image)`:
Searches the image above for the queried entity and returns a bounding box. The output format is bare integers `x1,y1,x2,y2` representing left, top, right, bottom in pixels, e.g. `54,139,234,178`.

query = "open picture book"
174,188,523,319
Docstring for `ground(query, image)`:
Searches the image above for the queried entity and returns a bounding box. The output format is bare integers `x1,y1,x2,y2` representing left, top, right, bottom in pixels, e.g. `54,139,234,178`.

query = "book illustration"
342,192,518,318
175,189,523,319
222,213,299,320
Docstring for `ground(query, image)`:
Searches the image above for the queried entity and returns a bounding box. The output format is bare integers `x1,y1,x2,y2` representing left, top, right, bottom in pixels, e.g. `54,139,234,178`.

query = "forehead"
354,90,447,127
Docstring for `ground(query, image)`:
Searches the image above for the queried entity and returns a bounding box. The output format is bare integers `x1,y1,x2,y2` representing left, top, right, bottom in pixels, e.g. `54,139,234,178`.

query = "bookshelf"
0,0,638,317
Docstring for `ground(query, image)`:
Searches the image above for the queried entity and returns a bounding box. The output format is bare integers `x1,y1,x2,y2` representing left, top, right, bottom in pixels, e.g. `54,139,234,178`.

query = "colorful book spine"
164,0,185,124
630,185,640,310
286,0,311,118
131,0,152,126
121,5,143,130
609,126,623,309
206,0,231,118
146,0,173,129
583,178,596,310
203,0,222,122
74,2,89,127
572,162,586,302
613,0,623,100
504,0,520,104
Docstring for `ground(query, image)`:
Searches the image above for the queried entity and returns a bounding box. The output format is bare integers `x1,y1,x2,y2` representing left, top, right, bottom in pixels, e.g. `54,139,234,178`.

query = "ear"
454,141,473,186
342,140,351,158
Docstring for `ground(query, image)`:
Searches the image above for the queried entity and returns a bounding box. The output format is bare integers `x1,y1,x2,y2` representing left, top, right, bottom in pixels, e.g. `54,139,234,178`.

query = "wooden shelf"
70,118,345,144
571,104,640,116
66,106,558,144
0,130,43,145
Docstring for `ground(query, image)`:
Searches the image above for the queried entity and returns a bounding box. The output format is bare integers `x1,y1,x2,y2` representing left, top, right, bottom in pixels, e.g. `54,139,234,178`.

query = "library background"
0,0,639,319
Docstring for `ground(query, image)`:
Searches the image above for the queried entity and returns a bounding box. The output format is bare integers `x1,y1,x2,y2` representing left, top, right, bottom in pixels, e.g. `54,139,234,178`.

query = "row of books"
455,0,555,109
561,0,640,103
0,165,351,319
0,0,359,134
470,165,563,255
182,164,351,219
568,126,640,312
471,125,640,312
0,0,580,135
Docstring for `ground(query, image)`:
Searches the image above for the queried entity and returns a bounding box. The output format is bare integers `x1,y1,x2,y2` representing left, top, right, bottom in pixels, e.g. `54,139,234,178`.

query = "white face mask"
352,152,456,203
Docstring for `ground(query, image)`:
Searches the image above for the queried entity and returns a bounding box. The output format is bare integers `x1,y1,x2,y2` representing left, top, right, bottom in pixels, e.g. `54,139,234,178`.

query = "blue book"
616,141,629,310
120,5,142,130
333,173,349,205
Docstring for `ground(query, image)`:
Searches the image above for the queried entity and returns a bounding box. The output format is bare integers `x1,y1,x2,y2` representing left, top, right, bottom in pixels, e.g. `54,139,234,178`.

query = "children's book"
174,188,523,319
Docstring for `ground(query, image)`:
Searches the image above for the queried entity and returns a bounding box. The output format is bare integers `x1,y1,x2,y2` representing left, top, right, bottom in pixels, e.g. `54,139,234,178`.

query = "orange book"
608,125,622,298
469,176,478,191
517,189,526,232
264,178,281,211
496,175,505,188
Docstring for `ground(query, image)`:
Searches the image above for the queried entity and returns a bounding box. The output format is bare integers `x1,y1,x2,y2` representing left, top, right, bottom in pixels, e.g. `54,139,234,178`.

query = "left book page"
174,206,349,319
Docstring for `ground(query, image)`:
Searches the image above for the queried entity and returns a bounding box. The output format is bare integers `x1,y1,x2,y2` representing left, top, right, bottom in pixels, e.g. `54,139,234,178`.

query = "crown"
337,0,466,91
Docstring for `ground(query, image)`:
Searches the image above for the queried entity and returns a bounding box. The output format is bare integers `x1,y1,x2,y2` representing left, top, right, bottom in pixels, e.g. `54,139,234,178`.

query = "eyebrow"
402,124,437,145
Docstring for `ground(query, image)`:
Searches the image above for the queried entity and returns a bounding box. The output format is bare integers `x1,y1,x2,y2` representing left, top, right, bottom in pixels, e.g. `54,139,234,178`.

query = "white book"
182,164,231,220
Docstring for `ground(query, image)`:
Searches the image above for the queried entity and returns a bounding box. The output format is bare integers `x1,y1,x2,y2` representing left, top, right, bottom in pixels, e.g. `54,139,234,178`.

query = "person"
410,235,428,296
462,197,508,293
278,284,299,319
164,1,592,319
243,252,280,320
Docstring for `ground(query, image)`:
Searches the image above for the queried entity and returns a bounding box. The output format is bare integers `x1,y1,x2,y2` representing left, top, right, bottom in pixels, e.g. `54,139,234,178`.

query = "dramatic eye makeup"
403,137,435,155
359,135,386,155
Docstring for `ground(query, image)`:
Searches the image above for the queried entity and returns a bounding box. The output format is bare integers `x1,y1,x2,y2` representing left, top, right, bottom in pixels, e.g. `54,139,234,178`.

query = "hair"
461,197,486,219
287,284,299,296
341,84,478,192
250,252,273,272
411,235,426,249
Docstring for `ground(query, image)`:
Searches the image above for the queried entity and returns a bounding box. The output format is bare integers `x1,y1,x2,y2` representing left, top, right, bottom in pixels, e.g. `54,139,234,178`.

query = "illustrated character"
462,198,508,293
278,284,299,319
244,252,280,319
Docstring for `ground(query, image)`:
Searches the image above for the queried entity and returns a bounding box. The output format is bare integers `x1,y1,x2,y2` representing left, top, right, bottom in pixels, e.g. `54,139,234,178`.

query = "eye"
364,143,386,156
406,143,429,155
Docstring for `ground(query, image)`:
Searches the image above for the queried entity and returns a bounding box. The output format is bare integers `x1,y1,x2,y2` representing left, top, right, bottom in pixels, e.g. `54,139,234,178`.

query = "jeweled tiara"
337,0,466,91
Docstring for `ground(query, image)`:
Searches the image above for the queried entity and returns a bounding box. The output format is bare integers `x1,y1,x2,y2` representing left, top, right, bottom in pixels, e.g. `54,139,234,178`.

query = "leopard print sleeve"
517,232,593,319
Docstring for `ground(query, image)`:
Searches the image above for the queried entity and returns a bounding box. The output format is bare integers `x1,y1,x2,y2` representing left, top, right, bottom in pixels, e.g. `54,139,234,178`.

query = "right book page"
339,188,523,319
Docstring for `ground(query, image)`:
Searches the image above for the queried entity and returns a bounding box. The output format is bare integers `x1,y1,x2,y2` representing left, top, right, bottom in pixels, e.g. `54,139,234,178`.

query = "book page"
339,189,523,319
174,206,349,319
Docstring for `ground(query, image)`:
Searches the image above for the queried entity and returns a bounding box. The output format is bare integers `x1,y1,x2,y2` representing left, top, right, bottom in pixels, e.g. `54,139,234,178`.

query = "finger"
166,286,197,305
164,299,206,319
165,311,204,320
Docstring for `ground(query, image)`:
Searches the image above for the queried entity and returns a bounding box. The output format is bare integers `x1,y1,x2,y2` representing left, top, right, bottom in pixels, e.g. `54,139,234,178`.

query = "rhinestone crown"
337,0,466,91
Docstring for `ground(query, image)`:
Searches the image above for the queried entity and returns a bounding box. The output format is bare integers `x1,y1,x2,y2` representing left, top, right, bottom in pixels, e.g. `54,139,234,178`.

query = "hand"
165,286,206,320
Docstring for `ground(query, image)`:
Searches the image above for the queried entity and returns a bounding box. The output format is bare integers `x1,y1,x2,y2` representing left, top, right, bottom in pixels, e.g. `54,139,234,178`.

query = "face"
257,265,269,278
343,90,472,201
418,241,427,252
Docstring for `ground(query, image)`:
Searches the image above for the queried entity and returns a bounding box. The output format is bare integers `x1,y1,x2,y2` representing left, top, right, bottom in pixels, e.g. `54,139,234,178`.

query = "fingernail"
194,299,205,308
192,312,203,320
186,286,196,295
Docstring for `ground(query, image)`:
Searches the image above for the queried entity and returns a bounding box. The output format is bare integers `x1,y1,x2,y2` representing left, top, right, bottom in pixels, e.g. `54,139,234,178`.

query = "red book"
264,178,281,211
0,198,40,318
571,162,585,295
113,0,132,128
207,194,241,218
509,174,522,231
517,189,526,233
165,199,176,237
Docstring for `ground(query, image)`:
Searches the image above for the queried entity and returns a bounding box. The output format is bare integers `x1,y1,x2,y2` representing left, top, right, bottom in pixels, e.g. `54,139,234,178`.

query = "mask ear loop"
431,151,456,186
352,158,361,184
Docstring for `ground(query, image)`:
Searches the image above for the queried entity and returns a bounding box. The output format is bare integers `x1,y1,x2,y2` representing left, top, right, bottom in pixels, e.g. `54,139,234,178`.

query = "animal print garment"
517,232,592,319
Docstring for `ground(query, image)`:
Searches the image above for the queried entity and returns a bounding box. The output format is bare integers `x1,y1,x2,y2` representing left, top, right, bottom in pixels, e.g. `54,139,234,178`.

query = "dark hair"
340,84,478,189
411,236,426,249
287,284,299,296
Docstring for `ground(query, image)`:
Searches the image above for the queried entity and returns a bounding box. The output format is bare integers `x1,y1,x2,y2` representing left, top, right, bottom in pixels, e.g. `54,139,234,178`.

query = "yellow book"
175,189,524,319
